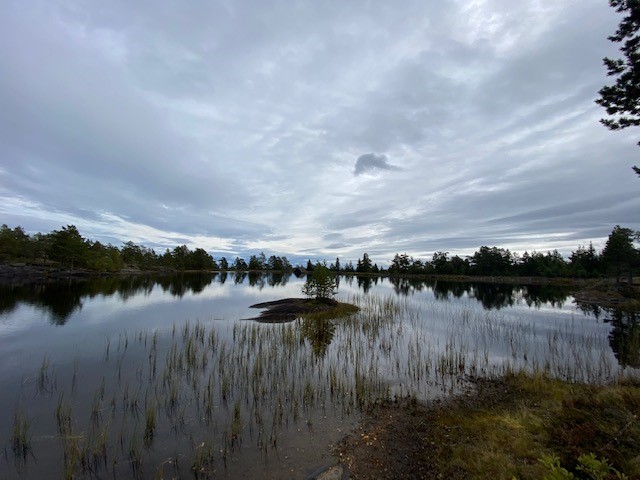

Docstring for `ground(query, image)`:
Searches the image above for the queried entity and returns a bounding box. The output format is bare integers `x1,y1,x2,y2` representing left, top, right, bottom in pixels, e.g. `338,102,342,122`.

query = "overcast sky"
1,0,639,266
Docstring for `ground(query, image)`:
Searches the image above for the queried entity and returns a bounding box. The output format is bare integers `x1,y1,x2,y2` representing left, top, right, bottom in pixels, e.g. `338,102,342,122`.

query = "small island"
249,264,359,322
249,297,359,323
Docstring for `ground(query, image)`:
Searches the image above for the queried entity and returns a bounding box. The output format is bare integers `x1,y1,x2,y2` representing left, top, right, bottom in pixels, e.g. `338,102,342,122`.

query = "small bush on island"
302,263,337,300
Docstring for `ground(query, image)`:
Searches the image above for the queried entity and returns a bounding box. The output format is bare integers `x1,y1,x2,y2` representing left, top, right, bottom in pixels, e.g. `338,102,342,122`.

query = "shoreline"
334,372,640,479
1,263,638,309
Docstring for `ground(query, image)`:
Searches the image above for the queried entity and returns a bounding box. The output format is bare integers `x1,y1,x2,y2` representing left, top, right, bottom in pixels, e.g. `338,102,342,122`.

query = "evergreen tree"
234,257,248,270
48,225,88,270
602,225,638,283
356,253,373,273
596,0,640,176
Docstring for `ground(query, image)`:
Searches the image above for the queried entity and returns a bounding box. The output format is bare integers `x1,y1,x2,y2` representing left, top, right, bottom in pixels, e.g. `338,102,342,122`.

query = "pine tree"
596,0,640,176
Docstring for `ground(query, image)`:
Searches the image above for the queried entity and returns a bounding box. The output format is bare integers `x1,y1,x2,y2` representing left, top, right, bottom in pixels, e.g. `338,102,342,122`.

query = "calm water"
0,273,637,479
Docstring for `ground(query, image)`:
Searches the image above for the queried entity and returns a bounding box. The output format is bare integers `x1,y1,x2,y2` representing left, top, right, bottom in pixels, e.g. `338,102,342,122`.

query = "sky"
1,0,639,266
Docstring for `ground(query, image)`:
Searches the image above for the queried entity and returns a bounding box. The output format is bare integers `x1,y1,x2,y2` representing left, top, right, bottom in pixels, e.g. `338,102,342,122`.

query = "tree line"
1,224,638,280
325,226,637,282
0,224,292,273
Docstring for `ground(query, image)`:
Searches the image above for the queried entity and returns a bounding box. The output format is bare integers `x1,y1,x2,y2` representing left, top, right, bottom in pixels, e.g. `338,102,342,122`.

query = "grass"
143,401,156,448
339,371,640,479
11,409,31,461
4,292,639,478
300,299,360,321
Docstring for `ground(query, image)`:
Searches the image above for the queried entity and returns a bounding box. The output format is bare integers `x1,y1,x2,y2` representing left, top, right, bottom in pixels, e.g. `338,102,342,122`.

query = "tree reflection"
386,277,570,310
605,309,640,368
0,284,18,315
266,272,288,287
248,272,264,289
36,282,85,325
469,284,516,310
0,273,220,324
389,277,426,297
357,275,372,294
300,318,336,357
521,285,568,308
183,273,215,294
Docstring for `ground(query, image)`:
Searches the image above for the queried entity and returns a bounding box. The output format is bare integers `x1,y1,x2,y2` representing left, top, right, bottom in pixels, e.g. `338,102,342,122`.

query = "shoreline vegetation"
1,262,638,310
1,223,638,310
1,222,638,282
336,371,640,479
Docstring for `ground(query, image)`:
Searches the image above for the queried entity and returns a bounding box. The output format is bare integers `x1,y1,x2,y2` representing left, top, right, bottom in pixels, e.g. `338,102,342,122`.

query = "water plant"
2,290,637,478
11,409,31,461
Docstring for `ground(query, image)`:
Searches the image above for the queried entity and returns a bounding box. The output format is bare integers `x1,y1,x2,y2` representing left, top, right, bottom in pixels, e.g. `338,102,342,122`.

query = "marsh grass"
11,410,31,462
143,401,156,448
369,372,640,479
4,293,637,477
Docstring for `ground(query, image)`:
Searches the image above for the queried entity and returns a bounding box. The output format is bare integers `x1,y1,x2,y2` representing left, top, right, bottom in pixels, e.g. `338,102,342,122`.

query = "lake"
0,272,637,479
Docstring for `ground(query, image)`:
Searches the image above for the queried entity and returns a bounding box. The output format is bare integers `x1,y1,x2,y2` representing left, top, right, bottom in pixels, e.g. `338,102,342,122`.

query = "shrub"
302,263,336,300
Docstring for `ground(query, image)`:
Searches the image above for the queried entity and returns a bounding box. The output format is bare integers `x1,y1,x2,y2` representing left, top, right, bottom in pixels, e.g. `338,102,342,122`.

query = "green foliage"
87,241,123,272
0,225,33,261
248,254,263,270
432,251,452,274
267,255,292,272
470,246,515,276
601,225,638,283
48,225,88,269
356,253,374,273
569,244,601,278
333,257,341,272
302,263,337,300
1,223,637,280
388,253,412,274
540,453,628,480
596,0,640,174
519,250,569,278
540,454,576,479
233,257,248,270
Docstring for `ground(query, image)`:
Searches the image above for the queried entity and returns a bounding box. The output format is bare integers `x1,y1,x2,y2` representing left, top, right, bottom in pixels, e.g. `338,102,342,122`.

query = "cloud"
0,0,638,266
354,153,401,176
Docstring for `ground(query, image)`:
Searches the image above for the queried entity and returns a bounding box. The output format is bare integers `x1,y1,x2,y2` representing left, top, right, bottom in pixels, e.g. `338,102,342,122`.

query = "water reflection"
1,273,637,479
608,310,640,368
301,318,336,357
356,275,379,294
578,304,640,368
0,273,218,324
0,272,631,336
385,277,571,310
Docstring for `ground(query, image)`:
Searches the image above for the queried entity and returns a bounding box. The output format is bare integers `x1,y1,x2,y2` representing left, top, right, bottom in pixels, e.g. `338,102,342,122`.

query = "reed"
143,401,156,448
7,291,636,477
11,409,31,461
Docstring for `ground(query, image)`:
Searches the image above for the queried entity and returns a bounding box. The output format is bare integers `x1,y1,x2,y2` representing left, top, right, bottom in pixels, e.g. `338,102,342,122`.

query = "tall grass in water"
5,294,635,478
11,409,31,463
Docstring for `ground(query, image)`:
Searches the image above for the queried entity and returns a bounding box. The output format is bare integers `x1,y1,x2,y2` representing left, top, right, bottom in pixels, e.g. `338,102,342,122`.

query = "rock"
310,464,345,480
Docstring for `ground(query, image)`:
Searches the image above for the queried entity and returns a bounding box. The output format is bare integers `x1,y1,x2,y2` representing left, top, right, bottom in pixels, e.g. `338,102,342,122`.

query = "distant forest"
0,224,638,280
